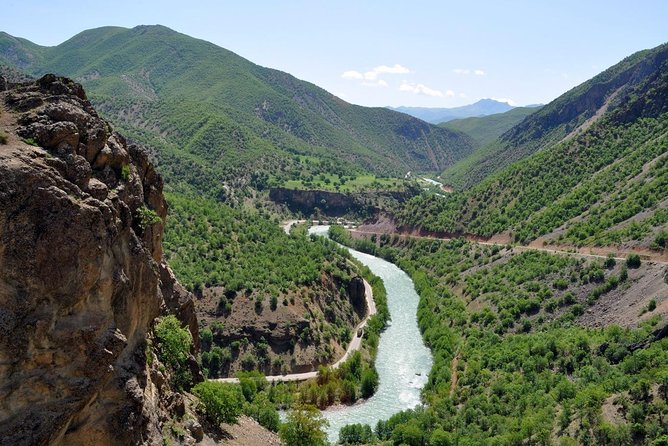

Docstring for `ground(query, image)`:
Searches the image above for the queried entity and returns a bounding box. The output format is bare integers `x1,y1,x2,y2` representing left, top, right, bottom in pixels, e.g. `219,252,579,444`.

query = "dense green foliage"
192,381,244,425
279,405,329,446
194,373,281,431
163,193,352,292
334,232,668,445
233,372,281,431
164,197,372,381
396,48,668,247
0,25,475,199
339,423,375,444
153,315,193,389
440,106,539,148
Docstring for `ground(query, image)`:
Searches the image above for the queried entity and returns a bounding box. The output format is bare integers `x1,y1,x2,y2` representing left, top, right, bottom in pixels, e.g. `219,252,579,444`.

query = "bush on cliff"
154,315,193,389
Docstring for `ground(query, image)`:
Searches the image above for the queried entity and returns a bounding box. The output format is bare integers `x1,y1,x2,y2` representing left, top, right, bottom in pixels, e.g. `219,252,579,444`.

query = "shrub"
192,381,243,425
0,131,7,144
241,353,257,371
360,368,379,398
244,392,280,431
626,253,641,268
136,205,162,230
154,315,193,389
605,254,616,268
121,164,130,181
279,405,329,446
200,328,213,351
553,278,568,290
654,230,668,249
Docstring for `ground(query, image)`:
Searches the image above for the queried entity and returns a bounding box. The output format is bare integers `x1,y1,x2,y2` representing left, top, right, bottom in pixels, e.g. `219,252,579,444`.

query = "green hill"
396,42,668,249
440,106,540,148
441,43,668,190
0,26,474,196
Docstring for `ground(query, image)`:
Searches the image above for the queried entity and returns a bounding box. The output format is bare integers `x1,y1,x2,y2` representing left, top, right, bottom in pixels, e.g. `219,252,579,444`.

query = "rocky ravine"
0,75,199,445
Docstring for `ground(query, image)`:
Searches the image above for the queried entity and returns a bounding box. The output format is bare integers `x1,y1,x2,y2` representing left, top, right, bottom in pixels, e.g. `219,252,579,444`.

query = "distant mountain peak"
389,99,516,124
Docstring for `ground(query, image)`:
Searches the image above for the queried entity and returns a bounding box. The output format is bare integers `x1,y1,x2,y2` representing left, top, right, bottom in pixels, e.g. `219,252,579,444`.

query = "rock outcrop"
269,186,416,218
0,75,198,445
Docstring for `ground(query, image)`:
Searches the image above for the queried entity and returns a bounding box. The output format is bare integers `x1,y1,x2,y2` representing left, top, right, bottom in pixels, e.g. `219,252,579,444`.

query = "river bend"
309,226,433,442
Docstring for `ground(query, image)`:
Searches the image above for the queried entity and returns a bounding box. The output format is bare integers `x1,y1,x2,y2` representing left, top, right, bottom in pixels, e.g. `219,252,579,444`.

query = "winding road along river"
309,226,433,443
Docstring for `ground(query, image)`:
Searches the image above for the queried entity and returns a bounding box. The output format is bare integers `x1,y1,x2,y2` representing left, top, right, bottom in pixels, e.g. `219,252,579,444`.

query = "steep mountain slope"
391,98,515,124
0,26,474,196
440,106,540,148
442,43,668,190
395,42,668,249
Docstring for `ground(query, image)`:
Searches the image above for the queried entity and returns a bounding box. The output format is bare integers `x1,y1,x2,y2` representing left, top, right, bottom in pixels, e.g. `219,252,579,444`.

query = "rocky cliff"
269,186,417,219
0,75,199,445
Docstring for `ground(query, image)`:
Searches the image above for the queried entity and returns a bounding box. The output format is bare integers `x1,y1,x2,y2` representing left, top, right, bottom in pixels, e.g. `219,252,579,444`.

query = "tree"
430,428,453,446
279,405,329,446
339,423,374,444
626,253,641,268
360,368,379,398
192,381,243,425
154,315,193,389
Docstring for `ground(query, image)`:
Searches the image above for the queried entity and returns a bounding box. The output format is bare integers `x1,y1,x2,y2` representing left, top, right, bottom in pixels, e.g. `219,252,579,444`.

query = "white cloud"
342,70,364,80
459,93,468,98
374,64,411,75
364,70,378,81
454,68,486,76
399,81,446,97
342,64,411,82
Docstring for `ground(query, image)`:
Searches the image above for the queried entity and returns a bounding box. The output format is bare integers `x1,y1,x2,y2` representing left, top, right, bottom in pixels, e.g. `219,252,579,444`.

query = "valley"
0,13,666,446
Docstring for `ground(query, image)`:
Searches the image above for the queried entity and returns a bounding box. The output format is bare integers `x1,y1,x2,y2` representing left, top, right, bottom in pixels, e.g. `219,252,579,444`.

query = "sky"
3,0,667,108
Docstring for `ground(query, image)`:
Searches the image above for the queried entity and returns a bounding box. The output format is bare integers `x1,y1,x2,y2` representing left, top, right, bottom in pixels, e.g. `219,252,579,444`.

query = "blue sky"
3,0,667,107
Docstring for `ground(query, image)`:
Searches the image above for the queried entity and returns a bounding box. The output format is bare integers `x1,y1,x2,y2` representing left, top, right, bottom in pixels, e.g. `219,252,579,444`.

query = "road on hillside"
212,279,376,384
348,229,668,266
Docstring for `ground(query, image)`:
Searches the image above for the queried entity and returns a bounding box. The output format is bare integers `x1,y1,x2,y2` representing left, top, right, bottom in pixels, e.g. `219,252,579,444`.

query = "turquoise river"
309,226,433,443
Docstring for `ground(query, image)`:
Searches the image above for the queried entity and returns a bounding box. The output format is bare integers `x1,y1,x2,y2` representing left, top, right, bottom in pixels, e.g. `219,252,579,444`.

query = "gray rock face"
0,75,197,445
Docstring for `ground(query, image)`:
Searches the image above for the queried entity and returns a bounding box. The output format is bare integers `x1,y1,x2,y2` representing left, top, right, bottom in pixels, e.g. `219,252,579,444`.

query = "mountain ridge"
390,98,520,124
0,25,476,197
394,41,668,250
442,42,668,190
439,106,541,148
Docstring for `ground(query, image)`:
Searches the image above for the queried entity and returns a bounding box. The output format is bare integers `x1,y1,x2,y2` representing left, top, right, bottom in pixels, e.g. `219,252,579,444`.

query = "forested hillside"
332,227,668,445
0,25,475,197
442,43,668,190
396,42,668,250
163,194,370,376
440,106,540,148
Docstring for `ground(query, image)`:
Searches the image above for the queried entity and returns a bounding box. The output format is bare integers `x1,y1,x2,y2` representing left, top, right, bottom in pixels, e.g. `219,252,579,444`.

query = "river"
308,226,433,443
